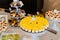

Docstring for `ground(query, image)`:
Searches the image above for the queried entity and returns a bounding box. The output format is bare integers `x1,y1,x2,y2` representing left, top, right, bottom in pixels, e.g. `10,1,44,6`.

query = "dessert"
10,1,24,7
1,34,20,40
10,9,26,19
45,9,60,20
11,2,17,6
0,15,8,33
19,16,49,33
10,12,16,18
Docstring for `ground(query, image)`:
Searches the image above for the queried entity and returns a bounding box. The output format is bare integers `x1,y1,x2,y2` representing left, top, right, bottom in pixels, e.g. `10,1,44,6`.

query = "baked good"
0,22,8,33
19,16,49,33
10,13,16,18
45,10,60,20
0,15,8,33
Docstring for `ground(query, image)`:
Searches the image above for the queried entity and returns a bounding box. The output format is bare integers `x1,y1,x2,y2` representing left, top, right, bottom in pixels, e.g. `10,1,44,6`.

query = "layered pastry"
19,10,26,18
45,10,60,20
10,10,26,19
19,16,49,33
10,12,16,18
10,2,17,6
0,15,8,33
8,19,16,26
10,1,24,7
0,20,8,33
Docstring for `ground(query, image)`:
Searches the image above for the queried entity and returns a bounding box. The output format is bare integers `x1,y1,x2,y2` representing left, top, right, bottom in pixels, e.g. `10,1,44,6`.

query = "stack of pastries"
45,10,60,20
0,16,8,33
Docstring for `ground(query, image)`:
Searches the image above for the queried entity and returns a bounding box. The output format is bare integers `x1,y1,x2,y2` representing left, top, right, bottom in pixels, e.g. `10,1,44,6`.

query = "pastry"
45,10,60,20
19,16,49,33
0,15,8,33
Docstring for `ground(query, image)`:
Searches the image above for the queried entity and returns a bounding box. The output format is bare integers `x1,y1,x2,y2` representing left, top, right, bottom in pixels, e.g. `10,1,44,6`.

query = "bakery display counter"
0,11,59,40
0,1,60,40
0,0,60,40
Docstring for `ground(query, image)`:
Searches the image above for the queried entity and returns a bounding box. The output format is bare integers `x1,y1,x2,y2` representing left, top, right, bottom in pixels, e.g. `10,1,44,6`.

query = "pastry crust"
19,16,49,33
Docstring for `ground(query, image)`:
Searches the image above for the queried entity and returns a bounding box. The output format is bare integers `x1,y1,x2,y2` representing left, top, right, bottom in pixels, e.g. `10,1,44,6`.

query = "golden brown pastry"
45,10,60,20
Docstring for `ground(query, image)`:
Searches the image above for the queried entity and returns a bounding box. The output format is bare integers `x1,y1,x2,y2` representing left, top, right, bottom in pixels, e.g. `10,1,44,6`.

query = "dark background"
0,0,12,9
0,0,43,14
